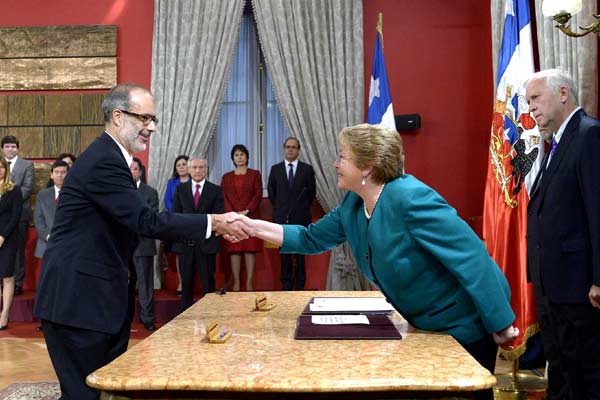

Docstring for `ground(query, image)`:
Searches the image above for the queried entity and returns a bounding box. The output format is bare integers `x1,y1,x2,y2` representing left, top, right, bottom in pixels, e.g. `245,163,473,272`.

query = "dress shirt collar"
285,159,298,171
54,186,61,199
7,155,17,173
135,180,141,189
104,131,133,168
554,106,581,144
191,179,206,193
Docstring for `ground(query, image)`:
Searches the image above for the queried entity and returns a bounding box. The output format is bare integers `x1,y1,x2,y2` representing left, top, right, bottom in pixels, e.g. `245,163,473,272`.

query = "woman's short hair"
339,124,404,184
171,155,189,179
230,144,249,167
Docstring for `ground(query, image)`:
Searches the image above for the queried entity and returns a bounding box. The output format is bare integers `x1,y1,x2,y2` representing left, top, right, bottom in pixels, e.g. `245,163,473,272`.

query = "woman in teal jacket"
231,124,518,400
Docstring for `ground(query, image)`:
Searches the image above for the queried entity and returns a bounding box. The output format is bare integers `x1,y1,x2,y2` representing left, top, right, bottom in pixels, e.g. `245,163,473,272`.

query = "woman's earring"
361,176,366,185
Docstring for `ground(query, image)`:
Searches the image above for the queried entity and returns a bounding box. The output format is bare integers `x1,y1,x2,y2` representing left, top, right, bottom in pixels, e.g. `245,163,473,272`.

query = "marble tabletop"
87,291,496,397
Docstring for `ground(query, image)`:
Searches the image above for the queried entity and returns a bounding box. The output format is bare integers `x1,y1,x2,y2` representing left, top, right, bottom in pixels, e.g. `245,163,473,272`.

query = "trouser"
133,255,155,324
14,220,27,288
42,319,130,400
280,253,305,290
180,248,216,311
461,333,498,400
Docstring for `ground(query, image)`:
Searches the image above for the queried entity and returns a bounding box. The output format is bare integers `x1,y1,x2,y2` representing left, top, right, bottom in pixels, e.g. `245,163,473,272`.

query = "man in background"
526,69,600,399
130,157,159,331
172,158,224,311
267,137,316,290
1,135,34,295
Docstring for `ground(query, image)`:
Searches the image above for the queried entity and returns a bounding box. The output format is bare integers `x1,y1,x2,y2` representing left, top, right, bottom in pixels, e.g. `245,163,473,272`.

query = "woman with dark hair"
221,144,262,291
162,155,190,295
0,154,23,329
235,124,519,400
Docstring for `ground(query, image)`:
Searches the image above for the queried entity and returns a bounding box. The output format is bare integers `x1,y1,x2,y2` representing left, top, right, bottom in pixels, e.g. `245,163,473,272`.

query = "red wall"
0,0,154,166
363,1,494,222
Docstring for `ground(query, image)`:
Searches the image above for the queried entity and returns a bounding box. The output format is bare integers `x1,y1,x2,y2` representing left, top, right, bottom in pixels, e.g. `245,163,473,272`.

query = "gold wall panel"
0,58,117,91
80,126,103,151
81,93,105,125
0,96,7,126
7,96,44,126
0,127,6,139
44,126,81,158
45,95,82,126
7,127,44,158
33,161,52,194
0,25,117,58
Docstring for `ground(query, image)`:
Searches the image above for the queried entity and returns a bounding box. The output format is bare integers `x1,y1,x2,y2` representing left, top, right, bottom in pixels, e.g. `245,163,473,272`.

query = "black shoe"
143,322,156,331
0,324,8,331
14,287,23,295
36,325,43,331
176,290,182,296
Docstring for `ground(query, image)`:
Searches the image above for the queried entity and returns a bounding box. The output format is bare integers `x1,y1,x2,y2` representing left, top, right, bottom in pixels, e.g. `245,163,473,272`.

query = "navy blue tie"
549,137,558,160
288,163,294,188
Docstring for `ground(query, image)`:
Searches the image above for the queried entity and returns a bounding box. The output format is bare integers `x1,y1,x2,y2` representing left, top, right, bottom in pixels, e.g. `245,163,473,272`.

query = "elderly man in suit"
33,83,249,400
172,158,224,311
130,157,159,331
267,137,316,290
526,69,600,400
1,135,34,295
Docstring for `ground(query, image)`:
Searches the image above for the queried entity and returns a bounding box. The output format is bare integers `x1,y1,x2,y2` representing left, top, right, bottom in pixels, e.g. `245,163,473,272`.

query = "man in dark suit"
130,157,158,331
33,160,69,259
33,83,249,400
267,137,316,290
526,69,600,400
172,158,224,311
1,135,34,295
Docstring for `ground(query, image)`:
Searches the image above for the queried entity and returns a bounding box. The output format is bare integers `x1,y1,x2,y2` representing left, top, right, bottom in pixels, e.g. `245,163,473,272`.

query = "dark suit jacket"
0,185,23,245
527,109,600,304
34,132,210,334
171,180,224,254
10,157,34,221
133,182,159,257
267,160,316,225
33,186,57,258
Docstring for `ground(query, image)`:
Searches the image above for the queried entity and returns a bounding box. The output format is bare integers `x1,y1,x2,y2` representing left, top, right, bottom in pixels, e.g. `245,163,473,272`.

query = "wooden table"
87,291,496,399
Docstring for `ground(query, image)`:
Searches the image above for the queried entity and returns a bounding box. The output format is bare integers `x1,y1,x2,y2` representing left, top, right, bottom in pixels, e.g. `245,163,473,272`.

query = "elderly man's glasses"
119,109,159,126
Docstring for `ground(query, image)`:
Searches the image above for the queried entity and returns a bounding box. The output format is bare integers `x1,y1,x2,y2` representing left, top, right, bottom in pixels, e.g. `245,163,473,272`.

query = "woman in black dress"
0,154,23,329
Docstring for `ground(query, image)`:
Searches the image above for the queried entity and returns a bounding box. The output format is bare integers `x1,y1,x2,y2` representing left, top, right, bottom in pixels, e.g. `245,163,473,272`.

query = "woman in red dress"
221,144,262,291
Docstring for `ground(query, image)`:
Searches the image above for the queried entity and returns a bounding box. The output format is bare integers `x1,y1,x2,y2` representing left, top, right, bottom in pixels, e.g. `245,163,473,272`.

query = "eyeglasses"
118,109,159,126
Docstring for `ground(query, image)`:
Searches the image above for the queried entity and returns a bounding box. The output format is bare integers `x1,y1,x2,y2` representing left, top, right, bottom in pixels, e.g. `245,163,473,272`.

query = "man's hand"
493,325,519,350
0,235,4,248
211,212,251,240
589,284,600,309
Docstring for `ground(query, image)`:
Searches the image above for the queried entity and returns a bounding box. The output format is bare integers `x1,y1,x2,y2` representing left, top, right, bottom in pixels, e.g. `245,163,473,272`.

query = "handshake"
210,212,283,246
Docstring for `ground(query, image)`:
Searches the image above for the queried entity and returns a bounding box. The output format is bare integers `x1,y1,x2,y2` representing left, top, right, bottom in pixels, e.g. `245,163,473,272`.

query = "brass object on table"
205,322,232,344
255,294,276,311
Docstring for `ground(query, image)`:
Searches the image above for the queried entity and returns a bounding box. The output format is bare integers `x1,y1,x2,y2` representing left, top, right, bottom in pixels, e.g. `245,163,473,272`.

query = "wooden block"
7,127,44,158
0,127,6,138
80,126,102,152
0,96,7,126
0,25,117,58
45,94,82,126
44,126,80,158
81,93,106,125
8,95,44,126
0,58,117,91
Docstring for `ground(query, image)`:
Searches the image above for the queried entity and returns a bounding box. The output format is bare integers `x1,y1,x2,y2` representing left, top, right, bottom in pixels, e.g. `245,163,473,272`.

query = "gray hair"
525,69,579,106
101,83,151,123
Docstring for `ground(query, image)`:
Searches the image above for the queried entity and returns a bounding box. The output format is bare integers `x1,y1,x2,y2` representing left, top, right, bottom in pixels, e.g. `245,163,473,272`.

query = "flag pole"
377,13,383,48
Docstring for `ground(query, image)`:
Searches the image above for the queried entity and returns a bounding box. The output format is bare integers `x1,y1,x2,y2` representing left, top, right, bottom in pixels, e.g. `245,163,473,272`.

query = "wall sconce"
542,0,600,37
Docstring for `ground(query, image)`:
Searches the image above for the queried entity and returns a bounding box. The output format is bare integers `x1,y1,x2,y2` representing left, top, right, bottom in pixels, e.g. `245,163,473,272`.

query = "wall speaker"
395,113,421,131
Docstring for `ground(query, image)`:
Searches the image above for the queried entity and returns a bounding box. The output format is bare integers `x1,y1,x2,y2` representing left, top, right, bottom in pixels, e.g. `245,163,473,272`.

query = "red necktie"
193,184,201,208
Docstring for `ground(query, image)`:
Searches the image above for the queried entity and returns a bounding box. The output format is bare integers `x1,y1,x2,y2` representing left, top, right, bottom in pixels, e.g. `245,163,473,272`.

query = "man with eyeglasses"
34,83,250,400
267,137,316,290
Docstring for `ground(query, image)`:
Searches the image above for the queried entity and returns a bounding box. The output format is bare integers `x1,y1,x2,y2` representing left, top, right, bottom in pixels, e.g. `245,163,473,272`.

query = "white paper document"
311,315,370,325
309,297,394,313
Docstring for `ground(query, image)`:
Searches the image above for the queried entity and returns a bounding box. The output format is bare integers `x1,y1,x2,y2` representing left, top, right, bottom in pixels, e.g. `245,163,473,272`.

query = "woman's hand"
493,325,520,350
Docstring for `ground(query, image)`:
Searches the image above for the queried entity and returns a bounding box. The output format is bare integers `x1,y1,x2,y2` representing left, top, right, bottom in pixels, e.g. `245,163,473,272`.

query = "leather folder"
294,314,402,340
302,297,393,315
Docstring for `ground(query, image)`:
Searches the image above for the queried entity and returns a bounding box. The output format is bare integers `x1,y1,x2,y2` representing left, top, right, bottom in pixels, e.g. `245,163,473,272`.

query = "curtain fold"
252,0,370,290
534,0,598,116
150,0,245,203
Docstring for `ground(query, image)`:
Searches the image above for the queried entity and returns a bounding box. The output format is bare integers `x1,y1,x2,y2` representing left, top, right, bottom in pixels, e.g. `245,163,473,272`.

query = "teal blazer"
282,174,515,345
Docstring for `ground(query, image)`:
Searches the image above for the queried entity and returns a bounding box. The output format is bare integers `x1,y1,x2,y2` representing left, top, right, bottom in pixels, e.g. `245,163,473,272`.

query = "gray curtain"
534,0,598,117
149,0,245,203
252,0,370,290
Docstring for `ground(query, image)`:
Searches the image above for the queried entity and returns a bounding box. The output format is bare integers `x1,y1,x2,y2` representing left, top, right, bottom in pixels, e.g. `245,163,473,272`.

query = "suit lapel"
536,110,582,200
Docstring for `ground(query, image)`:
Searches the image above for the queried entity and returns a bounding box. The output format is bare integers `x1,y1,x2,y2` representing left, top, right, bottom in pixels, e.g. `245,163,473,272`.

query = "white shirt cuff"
205,214,212,239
